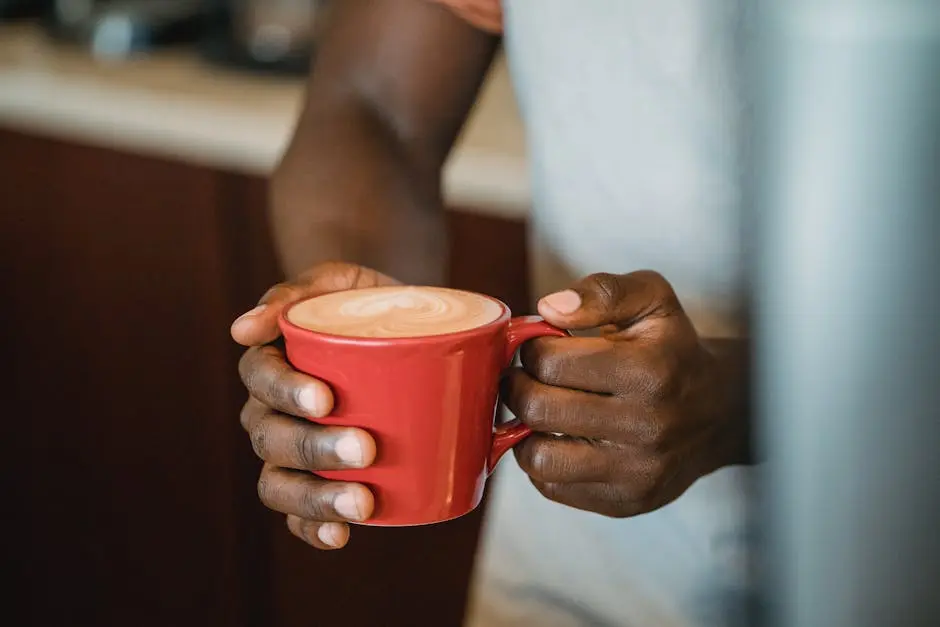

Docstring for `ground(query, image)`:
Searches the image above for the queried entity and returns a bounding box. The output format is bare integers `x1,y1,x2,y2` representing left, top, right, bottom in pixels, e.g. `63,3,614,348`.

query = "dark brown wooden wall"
1,128,528,627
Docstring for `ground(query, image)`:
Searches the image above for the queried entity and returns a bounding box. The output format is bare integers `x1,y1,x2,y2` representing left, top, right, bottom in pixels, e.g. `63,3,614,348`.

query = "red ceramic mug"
279,290,567,526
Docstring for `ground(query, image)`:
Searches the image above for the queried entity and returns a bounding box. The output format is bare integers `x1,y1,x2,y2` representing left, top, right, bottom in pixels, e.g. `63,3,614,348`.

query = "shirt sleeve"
428,0,503,34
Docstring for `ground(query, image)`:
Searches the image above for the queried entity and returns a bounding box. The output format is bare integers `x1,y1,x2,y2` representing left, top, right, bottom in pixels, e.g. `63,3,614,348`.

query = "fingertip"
535,300,558,322
287,516,350,550
357,429,377,467
231,305,282,346
334,483,375,522
334,428,377,467
353,484,376,520
317,522,350,549
286,513,305,535
538,290,581,317
296,380,335,418
230,321,255,346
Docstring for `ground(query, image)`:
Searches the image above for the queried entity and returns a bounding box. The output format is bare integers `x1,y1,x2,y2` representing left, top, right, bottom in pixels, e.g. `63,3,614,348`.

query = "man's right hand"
231,262,399,549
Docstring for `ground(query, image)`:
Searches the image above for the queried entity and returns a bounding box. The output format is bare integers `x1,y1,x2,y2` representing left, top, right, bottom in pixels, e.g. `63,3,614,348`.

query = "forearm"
266,0,498,283
270,99,446,283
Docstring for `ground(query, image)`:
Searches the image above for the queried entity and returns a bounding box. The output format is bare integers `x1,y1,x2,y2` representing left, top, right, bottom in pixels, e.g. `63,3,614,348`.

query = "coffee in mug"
286,285,504,338
280,286,568,526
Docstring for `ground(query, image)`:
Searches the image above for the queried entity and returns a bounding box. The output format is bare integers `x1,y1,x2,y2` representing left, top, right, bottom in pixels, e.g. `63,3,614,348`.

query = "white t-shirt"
464,2,757,626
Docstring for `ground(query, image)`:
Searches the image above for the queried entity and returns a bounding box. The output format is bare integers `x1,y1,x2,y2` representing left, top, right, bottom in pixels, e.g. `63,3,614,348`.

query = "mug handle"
487,315,569,474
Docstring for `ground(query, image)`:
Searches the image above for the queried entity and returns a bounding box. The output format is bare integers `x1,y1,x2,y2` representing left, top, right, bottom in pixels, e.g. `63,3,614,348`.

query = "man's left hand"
505,270,750,518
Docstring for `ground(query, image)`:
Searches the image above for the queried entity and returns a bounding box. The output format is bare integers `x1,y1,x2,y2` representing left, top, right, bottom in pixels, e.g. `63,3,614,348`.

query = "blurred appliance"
201,0,331,76
752,1,940,626
0,0,51,20
42,0,205,58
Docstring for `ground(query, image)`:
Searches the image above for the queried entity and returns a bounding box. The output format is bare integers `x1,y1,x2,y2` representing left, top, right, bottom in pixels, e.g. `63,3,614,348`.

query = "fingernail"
317,522,345,548
334,491,365,521
233,304,267,326
335,433,365,466
297,385,326,417
541,290,581,314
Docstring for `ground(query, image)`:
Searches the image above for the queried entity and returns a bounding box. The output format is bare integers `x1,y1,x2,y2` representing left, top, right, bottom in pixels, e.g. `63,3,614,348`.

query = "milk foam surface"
286,286,504,338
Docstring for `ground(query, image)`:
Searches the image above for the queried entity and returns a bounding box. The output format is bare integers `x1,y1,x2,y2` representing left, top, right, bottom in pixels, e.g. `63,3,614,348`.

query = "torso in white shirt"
464,2,757,626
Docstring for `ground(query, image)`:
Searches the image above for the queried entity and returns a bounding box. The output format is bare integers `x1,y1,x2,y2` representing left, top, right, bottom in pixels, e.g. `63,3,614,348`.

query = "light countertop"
0,24,530,218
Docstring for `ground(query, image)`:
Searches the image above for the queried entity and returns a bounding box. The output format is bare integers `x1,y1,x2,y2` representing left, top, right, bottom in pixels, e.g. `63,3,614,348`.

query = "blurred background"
1,2,529,626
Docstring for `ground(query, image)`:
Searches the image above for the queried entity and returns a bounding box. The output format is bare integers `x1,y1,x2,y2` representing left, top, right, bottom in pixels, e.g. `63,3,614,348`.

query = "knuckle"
643,418,669,449
523,441,561,482
605,499,642,519
642,458,666,492
606,365,629,393
633,484,661,508
645,376,667,402
597,482,645,518
263,367,283,404
626,456,669,504
239,399,256,431
642,355,678,402
294,520,321,548
249,421,269,460
256,474,273,507
265,368,296,412
532,352,564,385
258,284,282,304
646,455,669,484
586,272,622,307
241,345,283,399
529,447,554,482
292,428,326,469
298,486,330,520
517,387,547,429
535,481,563,503
637,270,679,310
237,348,258,386
635,269,668,287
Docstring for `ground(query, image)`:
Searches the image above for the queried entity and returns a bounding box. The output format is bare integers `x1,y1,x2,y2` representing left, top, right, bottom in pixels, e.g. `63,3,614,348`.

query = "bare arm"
231,2,500,550
270,0,500,281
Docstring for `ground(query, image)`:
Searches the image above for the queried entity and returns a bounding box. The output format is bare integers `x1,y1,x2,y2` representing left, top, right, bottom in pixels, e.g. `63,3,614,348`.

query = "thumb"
230,283,305,347
537,270,681,331
231,263,402,346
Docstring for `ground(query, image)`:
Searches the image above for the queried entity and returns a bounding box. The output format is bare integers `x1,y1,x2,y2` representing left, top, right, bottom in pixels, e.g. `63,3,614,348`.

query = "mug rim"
279,285,512,346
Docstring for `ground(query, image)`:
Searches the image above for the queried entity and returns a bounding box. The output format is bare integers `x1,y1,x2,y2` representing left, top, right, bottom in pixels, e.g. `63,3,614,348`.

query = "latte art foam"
287,286,504,338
